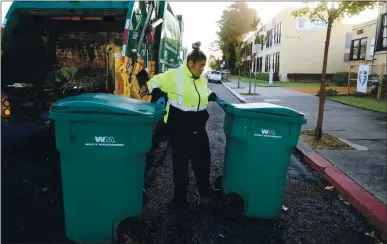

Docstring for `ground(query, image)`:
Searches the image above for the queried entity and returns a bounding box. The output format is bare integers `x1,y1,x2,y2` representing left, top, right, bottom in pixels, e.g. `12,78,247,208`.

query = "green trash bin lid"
50,93,164,117
224,103,305,119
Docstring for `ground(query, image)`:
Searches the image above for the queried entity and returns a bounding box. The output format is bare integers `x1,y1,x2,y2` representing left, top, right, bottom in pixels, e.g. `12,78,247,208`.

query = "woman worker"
147,42,224,208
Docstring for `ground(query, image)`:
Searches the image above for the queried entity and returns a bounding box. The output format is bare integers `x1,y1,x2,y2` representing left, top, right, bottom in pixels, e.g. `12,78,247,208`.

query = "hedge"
242,72,279,81
287,73,334,82
333,72,358,86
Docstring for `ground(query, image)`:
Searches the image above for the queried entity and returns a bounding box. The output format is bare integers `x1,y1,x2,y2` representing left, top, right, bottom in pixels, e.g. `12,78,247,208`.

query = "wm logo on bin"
95,136,116,143
261,129,276,136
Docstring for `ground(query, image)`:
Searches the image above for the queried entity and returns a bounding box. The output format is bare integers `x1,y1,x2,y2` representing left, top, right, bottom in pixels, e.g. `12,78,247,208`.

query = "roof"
352,19,377,30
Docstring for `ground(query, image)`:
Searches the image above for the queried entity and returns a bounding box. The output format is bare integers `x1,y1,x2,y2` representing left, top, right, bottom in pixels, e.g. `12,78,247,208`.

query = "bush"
243,72,279,81
287,73,334,83
333,72,357,86
317,88,340,96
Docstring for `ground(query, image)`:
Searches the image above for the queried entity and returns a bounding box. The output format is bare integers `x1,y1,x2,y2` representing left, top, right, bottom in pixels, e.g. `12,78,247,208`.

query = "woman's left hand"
216,97,225,105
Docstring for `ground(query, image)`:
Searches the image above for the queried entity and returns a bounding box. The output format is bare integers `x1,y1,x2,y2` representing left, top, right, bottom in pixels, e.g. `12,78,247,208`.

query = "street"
1,83,381,244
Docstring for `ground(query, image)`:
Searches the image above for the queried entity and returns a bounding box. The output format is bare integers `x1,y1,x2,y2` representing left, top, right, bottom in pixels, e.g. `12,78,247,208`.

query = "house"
349,3,387,66
373,3,387,68
241,7,354,81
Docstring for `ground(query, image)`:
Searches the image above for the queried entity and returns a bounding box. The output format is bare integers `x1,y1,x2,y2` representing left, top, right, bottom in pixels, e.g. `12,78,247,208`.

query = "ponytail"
187,41,207,64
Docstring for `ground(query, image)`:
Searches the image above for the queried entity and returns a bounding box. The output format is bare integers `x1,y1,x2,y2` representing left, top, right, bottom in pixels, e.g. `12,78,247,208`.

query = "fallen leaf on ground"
365,231,377,239
325,186,335,191
344,201,351,206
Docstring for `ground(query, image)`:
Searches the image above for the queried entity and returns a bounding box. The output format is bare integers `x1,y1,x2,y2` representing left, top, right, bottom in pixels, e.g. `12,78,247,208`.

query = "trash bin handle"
62,121,74,143
245,118,253,132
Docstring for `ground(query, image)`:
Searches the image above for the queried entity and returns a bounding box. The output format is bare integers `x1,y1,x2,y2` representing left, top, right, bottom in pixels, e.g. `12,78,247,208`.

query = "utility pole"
269,17,276,85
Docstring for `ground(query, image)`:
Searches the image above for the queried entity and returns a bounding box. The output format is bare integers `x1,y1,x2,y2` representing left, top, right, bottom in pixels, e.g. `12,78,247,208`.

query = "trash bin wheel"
222,192,245,219
116,216,145,244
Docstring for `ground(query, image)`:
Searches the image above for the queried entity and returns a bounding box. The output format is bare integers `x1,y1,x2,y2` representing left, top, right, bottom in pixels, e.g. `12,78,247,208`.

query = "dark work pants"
168,125,213,200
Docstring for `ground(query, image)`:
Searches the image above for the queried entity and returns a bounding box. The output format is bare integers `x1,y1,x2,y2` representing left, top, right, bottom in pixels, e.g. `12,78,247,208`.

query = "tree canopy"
208,57,221,70
216,2,259,70
292,1,383,25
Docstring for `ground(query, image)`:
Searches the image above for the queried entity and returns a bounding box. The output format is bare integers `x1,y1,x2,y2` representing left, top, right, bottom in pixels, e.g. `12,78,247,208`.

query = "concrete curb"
221,81,247,103
295,140,387,236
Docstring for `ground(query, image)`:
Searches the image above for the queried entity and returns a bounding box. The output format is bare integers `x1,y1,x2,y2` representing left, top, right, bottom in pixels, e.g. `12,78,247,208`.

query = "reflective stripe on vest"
168,99,208,112
177,67,183,104
148,83,159,93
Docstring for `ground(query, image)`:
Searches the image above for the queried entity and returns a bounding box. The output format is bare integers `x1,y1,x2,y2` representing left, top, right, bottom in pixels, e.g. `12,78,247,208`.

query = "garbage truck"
1,0,185,122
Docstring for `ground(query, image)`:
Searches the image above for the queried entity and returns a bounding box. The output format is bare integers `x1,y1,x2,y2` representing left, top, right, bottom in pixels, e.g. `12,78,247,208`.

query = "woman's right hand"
157,97,166,105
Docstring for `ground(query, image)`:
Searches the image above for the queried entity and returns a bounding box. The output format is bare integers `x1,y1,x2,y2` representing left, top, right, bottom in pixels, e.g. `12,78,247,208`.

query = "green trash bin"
49,93,165,243
217,102,307,218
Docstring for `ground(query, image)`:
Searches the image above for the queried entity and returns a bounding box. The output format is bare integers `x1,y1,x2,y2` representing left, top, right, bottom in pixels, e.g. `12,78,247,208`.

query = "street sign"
369,38,375,58
296,17,327,30
357,64,369,93
252,44,261,54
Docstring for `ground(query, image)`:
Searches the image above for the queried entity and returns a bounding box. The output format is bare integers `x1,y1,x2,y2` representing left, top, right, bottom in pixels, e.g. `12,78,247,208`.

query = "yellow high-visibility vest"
147,63,212,123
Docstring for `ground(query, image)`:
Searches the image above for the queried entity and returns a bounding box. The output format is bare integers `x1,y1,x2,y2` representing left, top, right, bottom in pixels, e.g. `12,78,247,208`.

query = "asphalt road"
1,83,381,244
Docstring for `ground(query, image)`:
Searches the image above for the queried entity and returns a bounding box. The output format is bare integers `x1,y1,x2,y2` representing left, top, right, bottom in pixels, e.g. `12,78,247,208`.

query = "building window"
256,57,261,72
260,57,263,72
274,52,280,73
266,30,273,48
265,54,273,72
350,37,367,60
274,22,283,45
376,13,387,51
343,53,350,62
260,35,265,50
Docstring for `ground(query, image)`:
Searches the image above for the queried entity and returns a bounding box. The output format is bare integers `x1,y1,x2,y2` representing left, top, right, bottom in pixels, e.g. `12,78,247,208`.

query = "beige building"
348,3,386,70
241,8,354,81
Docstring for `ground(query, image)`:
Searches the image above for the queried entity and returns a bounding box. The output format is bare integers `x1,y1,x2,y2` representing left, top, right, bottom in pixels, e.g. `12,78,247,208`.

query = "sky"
1,1,379,60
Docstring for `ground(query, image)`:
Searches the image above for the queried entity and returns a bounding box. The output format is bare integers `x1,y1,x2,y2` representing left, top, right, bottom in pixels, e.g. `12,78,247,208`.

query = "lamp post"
269,17,276,85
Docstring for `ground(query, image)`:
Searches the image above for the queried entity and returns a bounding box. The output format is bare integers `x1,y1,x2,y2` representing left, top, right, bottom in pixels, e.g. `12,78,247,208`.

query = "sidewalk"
222,78,387,234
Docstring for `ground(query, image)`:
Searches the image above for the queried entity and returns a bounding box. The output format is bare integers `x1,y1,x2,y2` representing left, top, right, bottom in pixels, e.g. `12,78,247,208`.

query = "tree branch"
325,0,331,16
316,11,328,24
332,6,345,21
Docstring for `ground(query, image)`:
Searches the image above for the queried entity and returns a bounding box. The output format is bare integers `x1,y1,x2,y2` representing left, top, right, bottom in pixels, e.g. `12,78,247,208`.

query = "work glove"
216,97,225,105
156,97,166,105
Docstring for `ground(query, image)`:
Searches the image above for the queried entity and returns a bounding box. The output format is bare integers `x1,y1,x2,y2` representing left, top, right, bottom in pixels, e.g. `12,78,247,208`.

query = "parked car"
208,70,222,84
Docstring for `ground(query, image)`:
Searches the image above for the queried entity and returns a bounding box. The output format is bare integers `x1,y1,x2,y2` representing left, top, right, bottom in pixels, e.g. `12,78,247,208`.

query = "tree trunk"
238,69,240,88
315,21,332,141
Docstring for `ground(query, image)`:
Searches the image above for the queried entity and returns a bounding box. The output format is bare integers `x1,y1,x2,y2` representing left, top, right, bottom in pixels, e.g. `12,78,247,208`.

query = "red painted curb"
323,167,387,234
302,152,387,235
304,153,331,172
